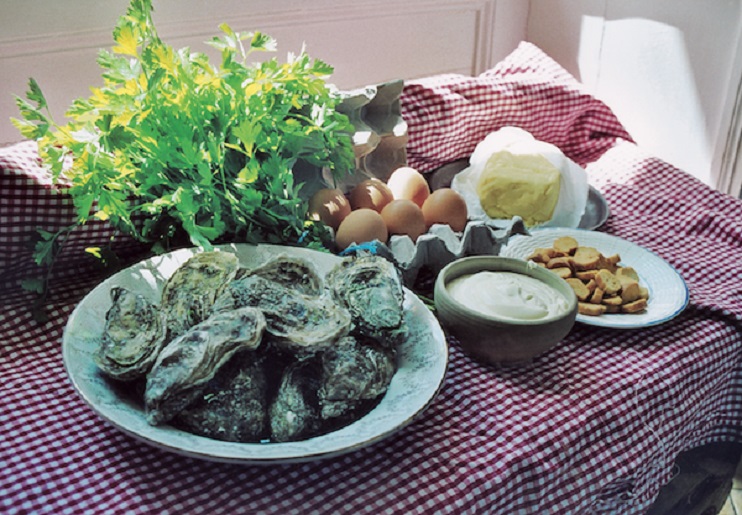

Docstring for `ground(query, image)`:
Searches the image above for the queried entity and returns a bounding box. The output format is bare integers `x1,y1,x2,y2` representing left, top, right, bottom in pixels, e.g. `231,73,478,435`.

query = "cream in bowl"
434,256,578,364
446,270,571,321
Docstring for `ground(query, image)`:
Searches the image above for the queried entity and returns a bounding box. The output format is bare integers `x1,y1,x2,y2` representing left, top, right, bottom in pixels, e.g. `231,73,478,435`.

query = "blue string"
339,241,381,256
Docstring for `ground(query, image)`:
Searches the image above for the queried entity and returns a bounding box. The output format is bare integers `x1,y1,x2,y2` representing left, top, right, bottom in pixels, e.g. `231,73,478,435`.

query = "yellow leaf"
85,247,103,259
113,79,139,97
113,25,139,57
93,210,110,221
195,74,219,88
126,78,141,95
152,45,175,74
237,164,258,184
115,110,135,126
89,87,109,108
245,82,261,97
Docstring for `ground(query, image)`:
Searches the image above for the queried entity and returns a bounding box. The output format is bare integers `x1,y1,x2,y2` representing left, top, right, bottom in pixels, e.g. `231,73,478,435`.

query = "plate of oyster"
62,244,448,463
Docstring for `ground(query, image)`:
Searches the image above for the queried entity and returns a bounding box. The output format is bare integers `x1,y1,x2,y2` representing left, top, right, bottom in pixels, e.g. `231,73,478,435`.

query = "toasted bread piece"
594,253,619,273
595,269,621,295
551,267,573,279
575,270,599,281
597,259,619,273
553,236,579,255
579,302,607,316
602,295,624,306
572,247,602,271
589,287,605,304
566,278,591,301
616,266,640,282
547,256,573,270
527,248,555,263
621,298,648,313
620,282,642,303
604,254,621,266
616,274,638,288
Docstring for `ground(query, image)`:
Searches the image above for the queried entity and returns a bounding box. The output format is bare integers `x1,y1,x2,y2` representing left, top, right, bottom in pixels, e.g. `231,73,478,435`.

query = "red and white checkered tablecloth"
2,42,742,514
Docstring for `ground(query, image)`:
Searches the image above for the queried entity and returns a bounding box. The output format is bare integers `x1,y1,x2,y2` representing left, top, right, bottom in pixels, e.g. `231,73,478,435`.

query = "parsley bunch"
13,0,355,265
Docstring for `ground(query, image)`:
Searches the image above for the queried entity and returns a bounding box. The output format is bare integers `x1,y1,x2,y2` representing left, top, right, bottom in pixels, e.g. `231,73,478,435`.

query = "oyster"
173,348,270,442
318,336,396,420
238,254,323,297
326,255,406,345
96,287,168,381
212,275,351,354
160,251,240,339
145,307,266,425
269,360,321,442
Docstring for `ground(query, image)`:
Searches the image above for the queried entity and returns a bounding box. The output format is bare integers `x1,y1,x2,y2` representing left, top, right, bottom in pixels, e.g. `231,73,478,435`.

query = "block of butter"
476,150,561,226
451,127,588,228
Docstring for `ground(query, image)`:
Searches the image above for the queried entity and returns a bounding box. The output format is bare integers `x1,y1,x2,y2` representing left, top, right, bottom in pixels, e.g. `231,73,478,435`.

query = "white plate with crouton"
500,228,689,329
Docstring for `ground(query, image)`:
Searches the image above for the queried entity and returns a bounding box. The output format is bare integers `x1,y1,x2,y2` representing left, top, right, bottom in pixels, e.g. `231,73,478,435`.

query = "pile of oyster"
95,251,407,443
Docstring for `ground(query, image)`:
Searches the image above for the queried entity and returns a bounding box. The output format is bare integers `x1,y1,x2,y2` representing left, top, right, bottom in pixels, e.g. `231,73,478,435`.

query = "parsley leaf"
13,0,356,304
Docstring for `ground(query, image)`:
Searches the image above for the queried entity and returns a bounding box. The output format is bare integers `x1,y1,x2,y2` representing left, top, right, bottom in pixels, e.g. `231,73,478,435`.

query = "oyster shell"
318,336,396,420
269,360,321,442
237,254,323,297
212,275,351,354
145,306,266,425
96,287,168,381
326,255,406,344
160,251,240,339
173,348,269,442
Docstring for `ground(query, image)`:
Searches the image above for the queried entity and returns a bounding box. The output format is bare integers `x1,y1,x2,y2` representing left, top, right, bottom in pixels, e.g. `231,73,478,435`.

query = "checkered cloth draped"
2,42,741,514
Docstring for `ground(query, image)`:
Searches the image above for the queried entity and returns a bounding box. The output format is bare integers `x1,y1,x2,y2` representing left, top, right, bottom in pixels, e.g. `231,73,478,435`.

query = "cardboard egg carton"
303,81,530,284
342,217,528,286
332,80,408,191
295,80,407,202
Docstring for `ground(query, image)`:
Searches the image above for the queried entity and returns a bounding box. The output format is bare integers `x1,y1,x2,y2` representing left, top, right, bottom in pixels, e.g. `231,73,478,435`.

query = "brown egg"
380,199,427,242
387,166,430,208
421,188,468,232
307,188,351,230
334,208,388,250
348,178,394,212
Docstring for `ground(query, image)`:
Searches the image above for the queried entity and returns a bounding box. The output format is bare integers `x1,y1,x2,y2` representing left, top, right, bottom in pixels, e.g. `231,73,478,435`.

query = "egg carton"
293,80,408,202
335,80,408,188
341,217,529,286
302,81,530,283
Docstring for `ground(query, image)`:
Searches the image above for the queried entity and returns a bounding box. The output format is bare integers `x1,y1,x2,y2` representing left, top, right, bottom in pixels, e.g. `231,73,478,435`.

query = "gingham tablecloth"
2,42,741,515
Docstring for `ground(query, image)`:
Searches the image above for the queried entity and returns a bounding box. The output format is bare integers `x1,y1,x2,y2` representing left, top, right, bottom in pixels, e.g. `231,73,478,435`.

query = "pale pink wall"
0,0,527,146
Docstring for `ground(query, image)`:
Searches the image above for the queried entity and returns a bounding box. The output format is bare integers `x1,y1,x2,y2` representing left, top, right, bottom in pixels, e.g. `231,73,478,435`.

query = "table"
2,42,742,514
